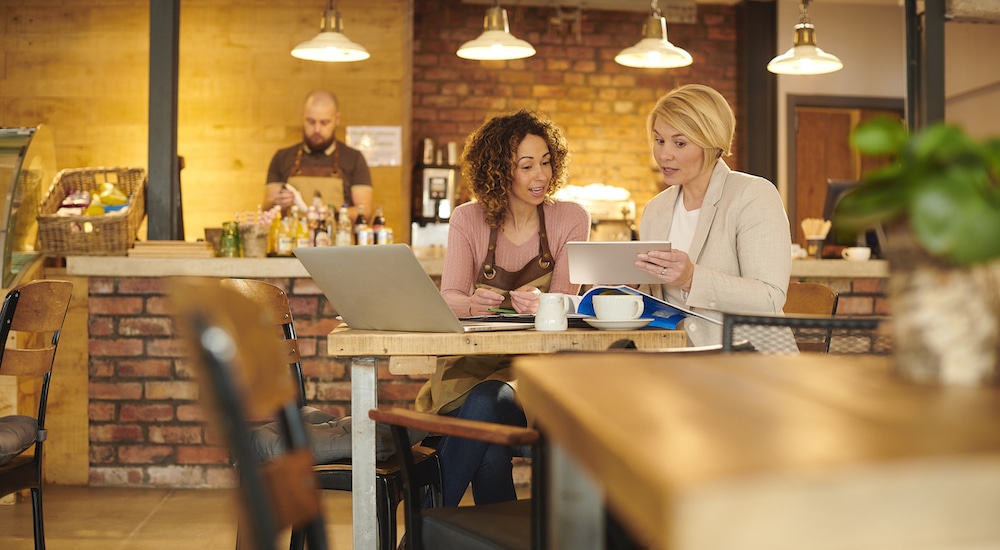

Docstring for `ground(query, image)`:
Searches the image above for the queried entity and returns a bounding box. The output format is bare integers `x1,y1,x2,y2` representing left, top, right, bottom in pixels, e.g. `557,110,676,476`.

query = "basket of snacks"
37,167,147,256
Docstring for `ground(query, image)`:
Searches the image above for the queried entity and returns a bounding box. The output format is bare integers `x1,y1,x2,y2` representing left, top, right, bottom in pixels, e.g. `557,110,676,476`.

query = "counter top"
66,249,447,278
790,258,888,278
64,250,887,279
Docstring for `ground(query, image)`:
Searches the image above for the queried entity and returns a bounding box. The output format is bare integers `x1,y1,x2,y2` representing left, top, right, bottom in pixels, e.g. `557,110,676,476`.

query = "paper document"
577,285,722,329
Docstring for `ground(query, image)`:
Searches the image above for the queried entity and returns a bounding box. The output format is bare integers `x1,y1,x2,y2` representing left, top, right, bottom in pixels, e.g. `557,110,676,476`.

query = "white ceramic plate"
582,317,654,331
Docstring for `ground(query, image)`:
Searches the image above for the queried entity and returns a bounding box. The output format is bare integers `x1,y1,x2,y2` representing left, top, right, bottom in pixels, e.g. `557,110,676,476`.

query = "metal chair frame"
0,280,74,550
723,313,882,353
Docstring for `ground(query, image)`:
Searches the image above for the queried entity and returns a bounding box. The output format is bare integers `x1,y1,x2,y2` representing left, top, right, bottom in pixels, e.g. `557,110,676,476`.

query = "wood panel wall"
1,0,412,242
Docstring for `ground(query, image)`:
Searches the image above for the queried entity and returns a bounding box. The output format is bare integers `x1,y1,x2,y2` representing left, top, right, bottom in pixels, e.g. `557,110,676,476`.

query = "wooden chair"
784,281,839,352
785,281,839,316
220,278,440,550
171,278,330,550
0,279,74,550
370,405,545,550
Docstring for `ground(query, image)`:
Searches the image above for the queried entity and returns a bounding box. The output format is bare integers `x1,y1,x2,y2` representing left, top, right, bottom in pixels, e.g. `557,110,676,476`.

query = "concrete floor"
0,485,367,549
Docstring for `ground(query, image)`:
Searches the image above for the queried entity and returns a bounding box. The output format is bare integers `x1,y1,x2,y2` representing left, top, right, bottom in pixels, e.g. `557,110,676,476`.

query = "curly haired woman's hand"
509,286,541,314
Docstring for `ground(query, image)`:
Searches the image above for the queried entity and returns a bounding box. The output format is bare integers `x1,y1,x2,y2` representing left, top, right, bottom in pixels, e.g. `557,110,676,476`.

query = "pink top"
441,200,591,317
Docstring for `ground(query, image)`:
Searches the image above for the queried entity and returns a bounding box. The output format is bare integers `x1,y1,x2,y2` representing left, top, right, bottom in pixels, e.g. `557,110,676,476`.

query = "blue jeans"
436,380,527,507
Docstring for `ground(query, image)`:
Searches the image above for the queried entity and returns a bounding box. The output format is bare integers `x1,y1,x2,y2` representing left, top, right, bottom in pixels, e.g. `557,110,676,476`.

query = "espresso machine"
410,138,459,248
554,184,636,241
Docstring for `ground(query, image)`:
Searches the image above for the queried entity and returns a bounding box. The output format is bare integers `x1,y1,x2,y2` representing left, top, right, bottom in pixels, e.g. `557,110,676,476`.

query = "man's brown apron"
286,145,346,207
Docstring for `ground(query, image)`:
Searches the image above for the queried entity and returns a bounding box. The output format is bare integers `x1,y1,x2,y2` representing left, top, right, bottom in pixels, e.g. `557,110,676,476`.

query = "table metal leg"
550,444,604,550
351,357,378,549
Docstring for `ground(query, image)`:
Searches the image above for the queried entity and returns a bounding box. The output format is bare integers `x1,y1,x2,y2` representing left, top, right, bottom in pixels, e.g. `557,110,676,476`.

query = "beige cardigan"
639,160,793,347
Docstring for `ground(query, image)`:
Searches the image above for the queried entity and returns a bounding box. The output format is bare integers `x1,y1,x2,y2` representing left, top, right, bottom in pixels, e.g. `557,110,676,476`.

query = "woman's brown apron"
415,205,555,415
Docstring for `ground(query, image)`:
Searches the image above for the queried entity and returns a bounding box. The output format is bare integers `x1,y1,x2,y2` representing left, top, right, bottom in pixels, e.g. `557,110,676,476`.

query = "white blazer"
639,159,792,347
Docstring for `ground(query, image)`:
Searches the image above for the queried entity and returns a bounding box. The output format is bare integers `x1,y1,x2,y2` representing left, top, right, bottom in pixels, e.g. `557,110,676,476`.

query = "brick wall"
87,276,429,488
412,0,743,212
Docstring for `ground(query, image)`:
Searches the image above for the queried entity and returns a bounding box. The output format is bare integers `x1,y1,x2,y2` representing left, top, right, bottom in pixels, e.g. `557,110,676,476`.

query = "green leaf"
842,120,1000,266
910,182,1000,265
851,116,908,156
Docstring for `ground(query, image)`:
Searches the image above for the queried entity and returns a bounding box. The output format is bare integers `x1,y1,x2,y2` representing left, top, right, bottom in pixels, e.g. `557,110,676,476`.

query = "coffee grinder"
410,139,459,248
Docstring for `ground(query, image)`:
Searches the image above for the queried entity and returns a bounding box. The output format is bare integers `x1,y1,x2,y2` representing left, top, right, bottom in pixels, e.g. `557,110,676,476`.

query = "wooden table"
327,325,686,549
515,352,1000,550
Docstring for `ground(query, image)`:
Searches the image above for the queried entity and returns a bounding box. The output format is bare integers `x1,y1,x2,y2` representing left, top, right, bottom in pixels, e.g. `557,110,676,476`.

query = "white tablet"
566,241,672,285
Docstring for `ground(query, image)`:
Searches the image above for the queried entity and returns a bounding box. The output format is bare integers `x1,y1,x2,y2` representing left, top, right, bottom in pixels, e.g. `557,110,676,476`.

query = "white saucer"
583,317,654,330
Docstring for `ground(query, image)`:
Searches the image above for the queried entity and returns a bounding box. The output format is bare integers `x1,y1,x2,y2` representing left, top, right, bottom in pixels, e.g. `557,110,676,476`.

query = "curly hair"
461,110,570,228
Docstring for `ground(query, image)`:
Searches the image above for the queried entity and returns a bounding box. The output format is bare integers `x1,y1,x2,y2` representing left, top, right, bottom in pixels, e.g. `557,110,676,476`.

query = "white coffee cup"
592,294,643,321
841,246,872,262
535,293,573,332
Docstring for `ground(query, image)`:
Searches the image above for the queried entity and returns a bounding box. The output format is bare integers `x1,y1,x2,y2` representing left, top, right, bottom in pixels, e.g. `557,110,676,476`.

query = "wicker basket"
37,167,147,256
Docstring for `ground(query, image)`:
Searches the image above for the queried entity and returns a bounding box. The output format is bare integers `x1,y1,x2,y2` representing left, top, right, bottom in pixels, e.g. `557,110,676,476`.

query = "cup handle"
841,249,850,260
632,298,643,319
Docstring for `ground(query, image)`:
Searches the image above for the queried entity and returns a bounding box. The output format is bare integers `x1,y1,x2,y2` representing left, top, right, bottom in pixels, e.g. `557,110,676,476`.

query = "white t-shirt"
670,189,700,253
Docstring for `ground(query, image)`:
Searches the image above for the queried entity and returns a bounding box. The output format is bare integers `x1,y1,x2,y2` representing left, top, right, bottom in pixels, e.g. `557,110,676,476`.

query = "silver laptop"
294,245,533,333
566,241,673,284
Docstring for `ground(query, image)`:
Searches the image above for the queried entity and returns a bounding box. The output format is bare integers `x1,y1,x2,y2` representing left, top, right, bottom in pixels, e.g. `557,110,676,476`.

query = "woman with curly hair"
415,110,590,506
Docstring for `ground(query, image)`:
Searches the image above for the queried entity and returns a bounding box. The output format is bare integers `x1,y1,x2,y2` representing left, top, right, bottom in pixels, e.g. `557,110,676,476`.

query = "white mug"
841,246,872,262
592,294,643,321
535,293,573,332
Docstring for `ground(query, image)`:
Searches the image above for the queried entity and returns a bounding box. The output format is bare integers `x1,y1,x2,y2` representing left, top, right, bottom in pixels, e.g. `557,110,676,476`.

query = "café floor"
1,484,479,549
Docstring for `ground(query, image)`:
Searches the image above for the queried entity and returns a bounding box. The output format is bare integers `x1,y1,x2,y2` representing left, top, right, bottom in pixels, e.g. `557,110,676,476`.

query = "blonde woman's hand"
637,250,694,292
509,286,541,314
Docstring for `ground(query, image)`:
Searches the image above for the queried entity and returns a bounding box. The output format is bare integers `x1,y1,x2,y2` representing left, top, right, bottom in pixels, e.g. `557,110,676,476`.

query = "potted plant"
835,117,1000,386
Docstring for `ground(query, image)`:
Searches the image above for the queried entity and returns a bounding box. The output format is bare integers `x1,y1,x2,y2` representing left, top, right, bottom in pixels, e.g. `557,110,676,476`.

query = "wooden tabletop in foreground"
514,352,1000,550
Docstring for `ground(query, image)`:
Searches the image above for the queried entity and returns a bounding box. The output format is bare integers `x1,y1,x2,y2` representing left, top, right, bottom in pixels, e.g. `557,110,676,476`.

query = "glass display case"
0,125,56,288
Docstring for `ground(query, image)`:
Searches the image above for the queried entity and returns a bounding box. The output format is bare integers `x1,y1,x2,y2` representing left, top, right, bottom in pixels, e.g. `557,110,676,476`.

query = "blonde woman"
634,84,793,347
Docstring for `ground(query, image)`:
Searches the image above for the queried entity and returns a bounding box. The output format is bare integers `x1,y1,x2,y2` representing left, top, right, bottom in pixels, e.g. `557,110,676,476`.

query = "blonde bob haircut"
646,84,736,175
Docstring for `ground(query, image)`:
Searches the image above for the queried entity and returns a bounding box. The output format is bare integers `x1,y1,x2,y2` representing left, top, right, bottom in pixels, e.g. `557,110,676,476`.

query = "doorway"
786,95,904,246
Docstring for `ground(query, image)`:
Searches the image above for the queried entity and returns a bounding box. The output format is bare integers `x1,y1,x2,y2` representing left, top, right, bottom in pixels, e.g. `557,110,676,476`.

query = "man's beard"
304,131,335,152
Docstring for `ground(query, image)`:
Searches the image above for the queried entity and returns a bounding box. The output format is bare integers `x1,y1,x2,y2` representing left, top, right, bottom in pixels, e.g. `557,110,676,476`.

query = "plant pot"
885,224,1000,386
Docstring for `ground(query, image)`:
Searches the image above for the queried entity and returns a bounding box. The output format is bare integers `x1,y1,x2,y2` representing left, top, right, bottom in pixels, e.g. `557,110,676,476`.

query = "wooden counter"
66,253,886,280
66,252,446,278
51,249,888,490
790,258,888,278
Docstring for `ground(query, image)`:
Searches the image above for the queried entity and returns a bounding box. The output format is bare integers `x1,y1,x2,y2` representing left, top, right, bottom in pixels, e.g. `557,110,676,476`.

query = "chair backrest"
170,278,328,550
0,280,73,425
784,281,839,316
722,313,887,355
219,278,306,408
783,282,840,352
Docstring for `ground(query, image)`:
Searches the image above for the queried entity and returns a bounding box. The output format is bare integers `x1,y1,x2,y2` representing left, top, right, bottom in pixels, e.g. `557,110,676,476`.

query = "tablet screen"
566,241,672,285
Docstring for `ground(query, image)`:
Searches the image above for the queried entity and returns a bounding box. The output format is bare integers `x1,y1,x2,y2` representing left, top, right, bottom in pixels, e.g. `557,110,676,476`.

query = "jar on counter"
219,221,242,257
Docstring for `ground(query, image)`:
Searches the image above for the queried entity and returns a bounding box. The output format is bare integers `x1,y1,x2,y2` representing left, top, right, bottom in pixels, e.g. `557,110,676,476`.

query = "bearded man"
264,89,373,220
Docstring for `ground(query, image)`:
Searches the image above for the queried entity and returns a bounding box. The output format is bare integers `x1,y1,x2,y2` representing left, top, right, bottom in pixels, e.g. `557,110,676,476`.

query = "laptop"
294,245,533,333
566,241,672,285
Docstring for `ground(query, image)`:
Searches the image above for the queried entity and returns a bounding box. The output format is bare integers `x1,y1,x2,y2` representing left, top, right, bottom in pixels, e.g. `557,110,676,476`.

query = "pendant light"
457,0,535,61
767,0,842,75
615,0,692,69
291,0,370,63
